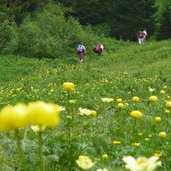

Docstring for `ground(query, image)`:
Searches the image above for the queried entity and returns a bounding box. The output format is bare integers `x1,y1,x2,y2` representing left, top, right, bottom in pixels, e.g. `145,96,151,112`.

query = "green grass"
0,40,171,171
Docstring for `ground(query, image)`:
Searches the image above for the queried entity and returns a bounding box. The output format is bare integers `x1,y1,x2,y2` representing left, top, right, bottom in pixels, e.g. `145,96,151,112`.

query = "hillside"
0,40,171,171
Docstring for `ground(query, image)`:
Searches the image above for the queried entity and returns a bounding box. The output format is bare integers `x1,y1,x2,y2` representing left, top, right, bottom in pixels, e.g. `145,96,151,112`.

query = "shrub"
0,20,18,54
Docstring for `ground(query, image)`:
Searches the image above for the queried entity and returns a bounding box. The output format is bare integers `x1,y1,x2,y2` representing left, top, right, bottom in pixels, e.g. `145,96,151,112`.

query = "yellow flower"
153,152,162,157
113,140,121,145
0,104,28,131
27,101,60,127
69,100,76,104
166,101,171,108
130,110,143,119
145,138,150,141
91,110,97,116
76,156,94,170
164,109,170,114
117,98,122,103
155,117,161,122
132,143,141,147
132,96,140,103
102,154,108,159
159,131,167,138
149,96,158,102
63,82,75,90
123,156,161,171
118,103,124,109
160,90,165,95
95,158,100,161
79,108,92,116
101,98,114,103
31,125,46,133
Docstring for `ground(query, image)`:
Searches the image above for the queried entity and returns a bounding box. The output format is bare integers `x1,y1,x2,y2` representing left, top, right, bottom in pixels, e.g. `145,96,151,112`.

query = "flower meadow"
0,41,171,171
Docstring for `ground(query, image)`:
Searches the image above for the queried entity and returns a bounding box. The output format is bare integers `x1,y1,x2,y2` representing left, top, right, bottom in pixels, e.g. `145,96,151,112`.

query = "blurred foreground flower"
63,82,75,90
0,104,28,131
76,156,95,170
27,101,60,127
123,156,161,171
101,98,114,103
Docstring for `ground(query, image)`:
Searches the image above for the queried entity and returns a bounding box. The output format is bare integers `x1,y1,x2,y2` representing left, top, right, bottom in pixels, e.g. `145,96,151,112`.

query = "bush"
0,20,18,54
17,3,94,58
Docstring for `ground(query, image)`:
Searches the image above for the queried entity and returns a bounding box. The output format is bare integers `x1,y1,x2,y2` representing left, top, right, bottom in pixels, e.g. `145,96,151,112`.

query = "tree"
154,0,171,40
107,0,156,40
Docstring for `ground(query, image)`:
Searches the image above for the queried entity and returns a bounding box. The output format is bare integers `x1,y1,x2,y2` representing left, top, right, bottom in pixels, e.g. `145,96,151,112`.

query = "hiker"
93,43,104,55
75,43,87,63
136,31,145,45
143,29,148,42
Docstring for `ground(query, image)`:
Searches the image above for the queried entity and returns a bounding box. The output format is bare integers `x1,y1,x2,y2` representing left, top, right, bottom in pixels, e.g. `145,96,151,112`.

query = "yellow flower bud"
63,82,75,90
113,140,121,145
130,110,143,119
102,154,108,159
160,90,165,95
166,101,171,108
155,117,161,122
132,96,140,103
159,131,167,138
149,96,158,102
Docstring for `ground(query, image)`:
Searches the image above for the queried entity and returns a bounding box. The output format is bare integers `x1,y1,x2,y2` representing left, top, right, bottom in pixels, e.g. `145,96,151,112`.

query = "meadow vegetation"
0,39,171,170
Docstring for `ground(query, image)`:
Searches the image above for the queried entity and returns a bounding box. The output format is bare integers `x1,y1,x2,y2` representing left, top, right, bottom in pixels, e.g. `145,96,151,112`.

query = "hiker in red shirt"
93,44,104,55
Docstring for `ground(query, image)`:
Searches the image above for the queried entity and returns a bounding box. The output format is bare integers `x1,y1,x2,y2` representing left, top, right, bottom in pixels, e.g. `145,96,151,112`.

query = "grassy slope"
0,40,171,170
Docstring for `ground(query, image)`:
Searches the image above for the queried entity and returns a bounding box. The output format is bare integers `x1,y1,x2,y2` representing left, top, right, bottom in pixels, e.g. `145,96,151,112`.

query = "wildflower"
69,100,76,104
145,138,150,141
164,109,170,114
130,110,143,119
165,101,171,108
153,152,162,157
27,101,60,127
113,140,121,145
149,96,158,102
95,158,100,161
117,98,122,103
0,104,28,131
76,156,94,170
102,154,108,159
123,156,161,171
101,98,114,103
31,125,46,133
132,96,140,103
160,90,165,95
132,143,141,147
138,133,143,136
91,110,97,116
148,134,152,138
159,131,167,138
63,82,75,90
155,117,161,122
79,108,92,116
118,103,124,109
148,87,155,93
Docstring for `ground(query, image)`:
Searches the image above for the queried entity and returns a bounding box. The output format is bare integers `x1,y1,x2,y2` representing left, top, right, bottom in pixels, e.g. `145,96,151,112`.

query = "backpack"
95,44,100,51
76,44,83,53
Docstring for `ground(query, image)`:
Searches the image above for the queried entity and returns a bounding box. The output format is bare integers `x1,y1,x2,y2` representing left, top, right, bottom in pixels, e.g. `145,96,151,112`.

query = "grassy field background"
0,40,171,171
